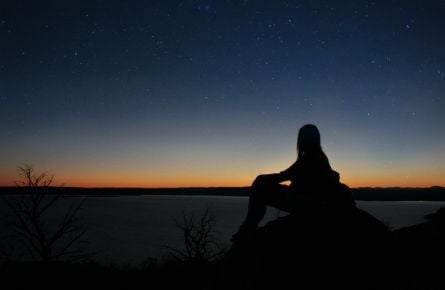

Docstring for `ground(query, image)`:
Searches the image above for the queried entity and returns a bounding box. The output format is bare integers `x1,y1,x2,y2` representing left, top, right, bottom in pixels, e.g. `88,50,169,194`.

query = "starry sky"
1,1,444,188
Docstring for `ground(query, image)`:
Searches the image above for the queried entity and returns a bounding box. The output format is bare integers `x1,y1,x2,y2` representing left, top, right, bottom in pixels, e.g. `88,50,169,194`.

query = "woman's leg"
242,175,290,228
232,175,290,242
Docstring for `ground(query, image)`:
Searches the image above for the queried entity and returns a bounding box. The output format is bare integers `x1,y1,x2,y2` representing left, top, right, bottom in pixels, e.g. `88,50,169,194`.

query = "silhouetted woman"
232,124,354,242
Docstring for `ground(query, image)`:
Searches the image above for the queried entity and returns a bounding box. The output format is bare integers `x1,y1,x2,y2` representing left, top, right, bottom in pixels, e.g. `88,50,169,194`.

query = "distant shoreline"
0,186,444,201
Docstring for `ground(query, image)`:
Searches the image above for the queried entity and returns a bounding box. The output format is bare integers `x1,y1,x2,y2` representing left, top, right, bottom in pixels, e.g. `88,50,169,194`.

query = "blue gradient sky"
1,1,444,187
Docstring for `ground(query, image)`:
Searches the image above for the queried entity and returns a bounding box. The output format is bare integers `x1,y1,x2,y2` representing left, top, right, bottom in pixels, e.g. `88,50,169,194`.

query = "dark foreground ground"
2,207,445,290
0,259,220,290
1,186,444,289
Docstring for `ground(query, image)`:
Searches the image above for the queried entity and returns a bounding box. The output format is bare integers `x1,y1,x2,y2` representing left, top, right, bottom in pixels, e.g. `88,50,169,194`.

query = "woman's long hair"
297,124,322,161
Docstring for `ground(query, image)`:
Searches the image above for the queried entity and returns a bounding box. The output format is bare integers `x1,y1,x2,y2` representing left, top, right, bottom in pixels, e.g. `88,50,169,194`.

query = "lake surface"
2,195,445,266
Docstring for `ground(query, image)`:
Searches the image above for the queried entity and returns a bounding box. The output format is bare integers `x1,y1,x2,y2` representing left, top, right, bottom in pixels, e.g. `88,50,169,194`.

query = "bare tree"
164,208,226,264
2,164,90,262
14,163,54,187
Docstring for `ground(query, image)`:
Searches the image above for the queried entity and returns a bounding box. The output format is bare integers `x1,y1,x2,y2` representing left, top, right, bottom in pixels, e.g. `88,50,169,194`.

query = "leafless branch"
2,164,92,262
164,208,227,263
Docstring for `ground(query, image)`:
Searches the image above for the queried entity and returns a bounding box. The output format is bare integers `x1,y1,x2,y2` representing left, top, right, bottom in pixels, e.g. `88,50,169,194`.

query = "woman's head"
297,124,321,158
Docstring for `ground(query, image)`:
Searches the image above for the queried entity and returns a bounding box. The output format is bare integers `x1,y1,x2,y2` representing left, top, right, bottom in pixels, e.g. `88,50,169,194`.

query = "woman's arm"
253,173,283,186
253,162,299,186
276,161,299,182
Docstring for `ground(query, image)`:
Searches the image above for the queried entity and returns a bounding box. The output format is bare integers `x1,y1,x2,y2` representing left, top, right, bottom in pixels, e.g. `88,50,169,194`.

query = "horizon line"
0,185,444,190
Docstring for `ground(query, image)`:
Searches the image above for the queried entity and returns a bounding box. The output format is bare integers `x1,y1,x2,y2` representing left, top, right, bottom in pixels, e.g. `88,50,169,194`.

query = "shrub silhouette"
164,208,226,264
1,164,91,262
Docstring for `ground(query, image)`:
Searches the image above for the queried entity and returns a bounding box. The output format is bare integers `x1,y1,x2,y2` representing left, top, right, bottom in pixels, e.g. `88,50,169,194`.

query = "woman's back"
282,149,336,189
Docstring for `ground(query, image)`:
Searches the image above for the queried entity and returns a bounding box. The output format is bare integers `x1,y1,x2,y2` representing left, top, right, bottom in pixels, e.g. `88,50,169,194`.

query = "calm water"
2,195,445,266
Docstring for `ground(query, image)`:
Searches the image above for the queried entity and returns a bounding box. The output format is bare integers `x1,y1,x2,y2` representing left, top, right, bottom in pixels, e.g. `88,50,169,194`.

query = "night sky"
1,1,444,187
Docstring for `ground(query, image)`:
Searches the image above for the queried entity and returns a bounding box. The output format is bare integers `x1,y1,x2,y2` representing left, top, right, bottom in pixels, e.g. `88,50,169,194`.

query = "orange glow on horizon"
1,157,443,188
0,174,443,189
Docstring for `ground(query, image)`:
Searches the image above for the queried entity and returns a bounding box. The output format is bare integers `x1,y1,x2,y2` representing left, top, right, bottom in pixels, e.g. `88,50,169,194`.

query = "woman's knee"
252,175,268,189
251,175,260,187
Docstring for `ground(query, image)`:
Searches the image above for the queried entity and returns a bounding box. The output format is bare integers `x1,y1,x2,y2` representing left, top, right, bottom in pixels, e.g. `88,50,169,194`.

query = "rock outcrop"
392,207,445,289
219,206,445,290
